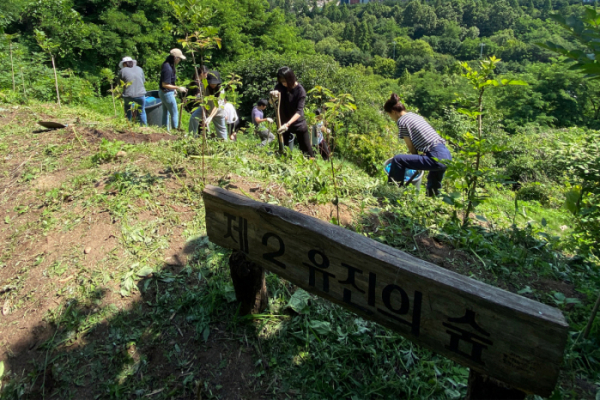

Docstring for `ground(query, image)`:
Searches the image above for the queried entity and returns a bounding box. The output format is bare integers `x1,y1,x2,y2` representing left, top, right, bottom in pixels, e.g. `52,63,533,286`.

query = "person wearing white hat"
118,56,147,125
158,49,187,131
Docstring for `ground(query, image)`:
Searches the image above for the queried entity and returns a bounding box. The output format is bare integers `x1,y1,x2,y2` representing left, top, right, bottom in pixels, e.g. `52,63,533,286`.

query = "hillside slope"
0,103,595,399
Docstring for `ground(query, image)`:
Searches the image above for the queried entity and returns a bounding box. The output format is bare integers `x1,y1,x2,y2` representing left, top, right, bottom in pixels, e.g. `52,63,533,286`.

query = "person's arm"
162,81,186,92
255,116,272,124
204,106,219,125
404,136,418,155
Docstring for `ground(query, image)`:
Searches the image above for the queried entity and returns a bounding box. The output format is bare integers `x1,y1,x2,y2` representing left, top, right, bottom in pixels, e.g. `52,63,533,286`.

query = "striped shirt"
397,112,445,153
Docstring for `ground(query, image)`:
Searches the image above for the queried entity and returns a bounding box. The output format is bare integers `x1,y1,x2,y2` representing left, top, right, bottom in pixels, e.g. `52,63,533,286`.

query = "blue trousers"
123,96,147,126
158,90,178,131
388,143,452,196
189,107,228,140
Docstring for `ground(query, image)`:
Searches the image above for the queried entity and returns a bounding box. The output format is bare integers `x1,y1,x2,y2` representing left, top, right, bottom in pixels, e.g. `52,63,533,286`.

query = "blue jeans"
388,143,452,196
123,96,147,126
158,90,178,131
189,107,228,140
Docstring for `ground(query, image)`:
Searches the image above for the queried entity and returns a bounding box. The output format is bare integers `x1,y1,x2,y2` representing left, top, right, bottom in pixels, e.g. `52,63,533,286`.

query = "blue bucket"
384,158,424,191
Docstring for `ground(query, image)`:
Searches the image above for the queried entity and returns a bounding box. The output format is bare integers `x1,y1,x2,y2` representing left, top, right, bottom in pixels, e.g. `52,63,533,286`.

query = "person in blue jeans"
159,49,188,131
384,93,452,197
118,56,147,125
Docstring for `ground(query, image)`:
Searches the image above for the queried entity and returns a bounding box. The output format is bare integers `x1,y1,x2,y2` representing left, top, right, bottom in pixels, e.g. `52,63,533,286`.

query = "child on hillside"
251,99,275,146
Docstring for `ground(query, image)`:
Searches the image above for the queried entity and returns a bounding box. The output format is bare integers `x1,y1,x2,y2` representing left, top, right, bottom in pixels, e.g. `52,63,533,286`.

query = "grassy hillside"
0,102,597,399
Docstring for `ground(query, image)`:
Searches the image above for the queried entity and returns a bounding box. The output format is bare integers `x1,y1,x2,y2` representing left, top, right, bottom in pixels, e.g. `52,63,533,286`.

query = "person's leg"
283,131,295,152
189,107,203,137
165,92,178,130
388,153,445,184
295,126,315,158
123,97,132,121
212,115,228,140
318,140,330,160
424,144,452,196
135,97,147,126
158,90,169,130
258,128,274,146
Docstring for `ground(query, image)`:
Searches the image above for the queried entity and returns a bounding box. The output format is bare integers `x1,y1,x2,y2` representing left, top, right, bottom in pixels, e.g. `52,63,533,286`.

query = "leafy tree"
3,33,18,91
34,29,61,108
373,56,395,78
355,20,372,52
539,7,600,79
99,68,116,116
403,1,438,38
444,57,527,226
308,85,356,225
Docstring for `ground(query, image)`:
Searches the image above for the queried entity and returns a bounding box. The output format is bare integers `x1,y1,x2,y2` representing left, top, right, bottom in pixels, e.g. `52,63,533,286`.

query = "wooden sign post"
203,185,568,398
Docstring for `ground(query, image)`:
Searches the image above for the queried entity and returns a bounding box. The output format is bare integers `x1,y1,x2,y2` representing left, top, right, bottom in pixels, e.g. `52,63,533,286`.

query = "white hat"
170,48,187,60
119,56,137,69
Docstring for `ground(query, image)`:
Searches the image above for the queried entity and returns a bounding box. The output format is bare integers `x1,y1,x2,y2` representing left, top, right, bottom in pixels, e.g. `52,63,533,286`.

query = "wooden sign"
202,185,568,397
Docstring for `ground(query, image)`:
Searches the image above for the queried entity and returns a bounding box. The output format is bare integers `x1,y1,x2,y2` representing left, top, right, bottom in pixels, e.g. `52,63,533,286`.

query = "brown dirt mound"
67,126,179,144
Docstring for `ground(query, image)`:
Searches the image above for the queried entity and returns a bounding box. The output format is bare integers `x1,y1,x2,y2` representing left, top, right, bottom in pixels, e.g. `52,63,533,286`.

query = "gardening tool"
274,94,285,155
38,121,68,130
177,94,186,132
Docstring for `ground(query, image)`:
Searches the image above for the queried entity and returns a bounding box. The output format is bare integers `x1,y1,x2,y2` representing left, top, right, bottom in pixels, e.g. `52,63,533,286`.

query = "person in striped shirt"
384,94,452,197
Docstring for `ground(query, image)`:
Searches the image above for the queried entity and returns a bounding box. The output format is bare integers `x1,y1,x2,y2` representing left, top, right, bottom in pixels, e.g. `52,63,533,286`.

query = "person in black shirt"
270,67,314,158
158,48,187,131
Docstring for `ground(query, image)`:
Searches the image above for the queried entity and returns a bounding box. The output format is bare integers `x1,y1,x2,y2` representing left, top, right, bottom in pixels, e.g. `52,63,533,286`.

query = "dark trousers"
283,123,315,158
315,140,330,160
388,143,452,196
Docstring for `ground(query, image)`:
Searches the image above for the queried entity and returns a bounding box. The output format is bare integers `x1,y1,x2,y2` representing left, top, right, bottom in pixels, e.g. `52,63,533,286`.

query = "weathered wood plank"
202,185,568,396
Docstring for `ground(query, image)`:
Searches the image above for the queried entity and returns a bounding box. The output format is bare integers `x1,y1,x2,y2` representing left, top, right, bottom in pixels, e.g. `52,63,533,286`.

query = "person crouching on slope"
251,99,275,147
384,94,452,197
270,67,315,158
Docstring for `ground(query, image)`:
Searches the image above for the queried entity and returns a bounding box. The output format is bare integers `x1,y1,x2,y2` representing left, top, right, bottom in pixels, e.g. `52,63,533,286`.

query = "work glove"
270,90,280,98
204,117,213,126
266,118,273,123
177,86,188,93
277,124,288,134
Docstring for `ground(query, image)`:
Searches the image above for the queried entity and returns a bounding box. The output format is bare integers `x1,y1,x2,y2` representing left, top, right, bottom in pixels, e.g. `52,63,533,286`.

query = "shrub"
516,182,550,204
92,139,127,164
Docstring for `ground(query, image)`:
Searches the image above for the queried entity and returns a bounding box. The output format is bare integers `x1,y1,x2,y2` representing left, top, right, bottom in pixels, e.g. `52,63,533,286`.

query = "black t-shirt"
274,82,306,129
160,61,176,92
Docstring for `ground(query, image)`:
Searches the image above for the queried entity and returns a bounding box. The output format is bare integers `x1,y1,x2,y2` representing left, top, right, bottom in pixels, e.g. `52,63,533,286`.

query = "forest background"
1,0,600,398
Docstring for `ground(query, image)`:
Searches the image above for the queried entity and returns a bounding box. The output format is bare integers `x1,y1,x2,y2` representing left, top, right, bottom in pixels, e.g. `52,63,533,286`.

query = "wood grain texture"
202,185,568,396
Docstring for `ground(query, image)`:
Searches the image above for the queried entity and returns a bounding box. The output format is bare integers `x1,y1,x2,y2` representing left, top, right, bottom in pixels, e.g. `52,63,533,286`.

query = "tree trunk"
583,291,600,339
51,55,61,108
10,43,16,92
110,83,116,116
466,370,526,400
20,68,26,98
463,91,484,227
228,251,268,316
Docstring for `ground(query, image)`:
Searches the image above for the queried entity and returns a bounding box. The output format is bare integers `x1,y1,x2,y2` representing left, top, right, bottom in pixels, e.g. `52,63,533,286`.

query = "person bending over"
159,49,187,131
251,99,275,146
312,109,331,160
269,67,314,158
384,94,452,197
188,69,227,140
118,56,147,126
187,66,208,137
223,101,240,141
